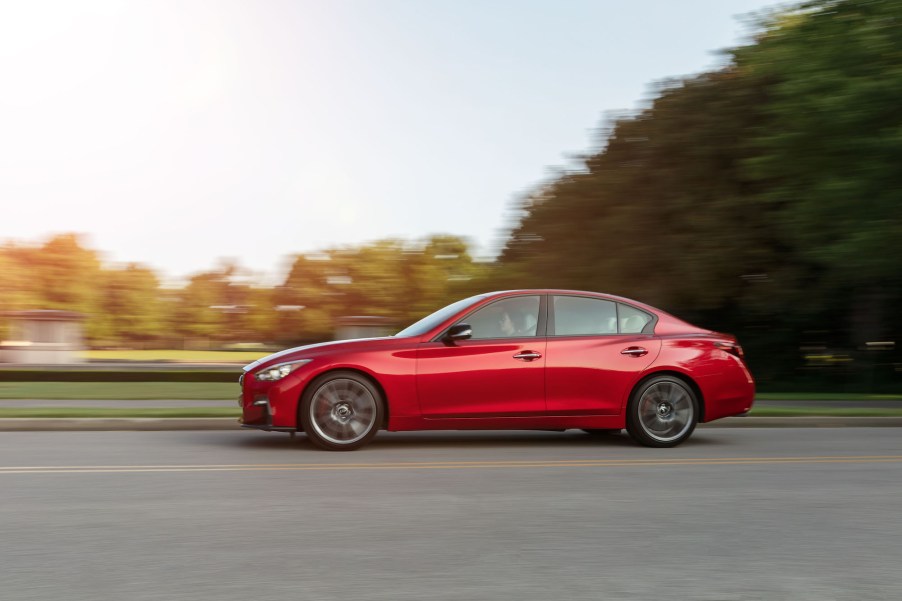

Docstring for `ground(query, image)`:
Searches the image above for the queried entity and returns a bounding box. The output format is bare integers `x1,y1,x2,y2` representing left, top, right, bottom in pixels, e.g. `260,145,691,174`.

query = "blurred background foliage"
1,0,900,390
0,233,485,348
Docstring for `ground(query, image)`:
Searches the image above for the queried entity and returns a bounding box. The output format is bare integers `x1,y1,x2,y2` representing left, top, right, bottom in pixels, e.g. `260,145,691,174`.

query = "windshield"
395,294,489,338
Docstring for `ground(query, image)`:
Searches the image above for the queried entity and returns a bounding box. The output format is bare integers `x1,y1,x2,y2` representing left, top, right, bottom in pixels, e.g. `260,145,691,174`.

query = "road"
1,428,900,601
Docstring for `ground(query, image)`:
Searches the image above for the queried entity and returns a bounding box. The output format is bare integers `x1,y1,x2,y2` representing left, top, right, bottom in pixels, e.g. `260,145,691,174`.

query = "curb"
1,416,902,431
700,416,902,428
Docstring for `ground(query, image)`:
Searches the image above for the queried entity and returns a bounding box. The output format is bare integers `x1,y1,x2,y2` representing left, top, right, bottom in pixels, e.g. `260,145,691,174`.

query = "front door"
417,295,546,418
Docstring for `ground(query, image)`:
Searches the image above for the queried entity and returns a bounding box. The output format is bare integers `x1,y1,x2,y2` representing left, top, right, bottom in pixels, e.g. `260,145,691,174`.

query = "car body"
239,290,754,450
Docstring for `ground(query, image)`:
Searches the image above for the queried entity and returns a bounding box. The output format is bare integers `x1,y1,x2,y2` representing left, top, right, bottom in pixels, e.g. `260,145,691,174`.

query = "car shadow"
228,429,724,451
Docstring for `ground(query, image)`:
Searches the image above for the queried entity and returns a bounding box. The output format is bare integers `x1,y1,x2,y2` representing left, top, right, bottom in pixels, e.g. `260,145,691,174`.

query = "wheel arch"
297,367,390,429
630,369,705,423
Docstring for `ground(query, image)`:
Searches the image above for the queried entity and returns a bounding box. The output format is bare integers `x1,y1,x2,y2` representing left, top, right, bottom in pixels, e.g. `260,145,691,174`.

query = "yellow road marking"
1,455,902,474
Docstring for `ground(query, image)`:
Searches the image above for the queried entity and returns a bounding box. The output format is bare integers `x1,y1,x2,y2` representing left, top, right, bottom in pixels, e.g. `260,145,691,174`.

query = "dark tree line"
497,0,902,388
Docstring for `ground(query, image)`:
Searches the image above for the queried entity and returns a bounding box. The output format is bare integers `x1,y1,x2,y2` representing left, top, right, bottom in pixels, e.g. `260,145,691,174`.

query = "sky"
0,0,783,282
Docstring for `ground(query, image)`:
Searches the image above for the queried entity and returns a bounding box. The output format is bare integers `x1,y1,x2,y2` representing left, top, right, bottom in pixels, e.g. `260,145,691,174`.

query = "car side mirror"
445,323,472,342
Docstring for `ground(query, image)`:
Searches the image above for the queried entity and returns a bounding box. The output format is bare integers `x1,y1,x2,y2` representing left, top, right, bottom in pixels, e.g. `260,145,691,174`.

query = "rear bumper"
699,365,755,422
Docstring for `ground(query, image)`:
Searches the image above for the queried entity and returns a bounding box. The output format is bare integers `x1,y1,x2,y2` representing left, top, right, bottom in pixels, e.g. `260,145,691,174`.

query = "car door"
545,295,661,415
416,295,546,418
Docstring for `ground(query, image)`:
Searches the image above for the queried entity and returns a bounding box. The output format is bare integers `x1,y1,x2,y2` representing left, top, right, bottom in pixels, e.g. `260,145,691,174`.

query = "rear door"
545,295,660,415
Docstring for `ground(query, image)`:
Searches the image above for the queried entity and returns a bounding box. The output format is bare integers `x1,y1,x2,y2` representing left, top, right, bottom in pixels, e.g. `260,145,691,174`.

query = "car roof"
482,289,653,309
475,289,705,335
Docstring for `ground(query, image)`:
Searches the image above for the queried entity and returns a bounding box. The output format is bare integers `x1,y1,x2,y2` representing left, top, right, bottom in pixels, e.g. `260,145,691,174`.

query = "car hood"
242,337,396,372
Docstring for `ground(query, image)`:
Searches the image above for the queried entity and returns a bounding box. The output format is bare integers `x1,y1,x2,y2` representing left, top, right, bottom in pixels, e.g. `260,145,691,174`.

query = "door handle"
620,347,648,357
513,351,542,361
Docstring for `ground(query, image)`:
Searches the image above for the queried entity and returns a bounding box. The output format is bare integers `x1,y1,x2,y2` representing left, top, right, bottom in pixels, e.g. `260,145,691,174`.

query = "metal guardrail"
0,365,240,382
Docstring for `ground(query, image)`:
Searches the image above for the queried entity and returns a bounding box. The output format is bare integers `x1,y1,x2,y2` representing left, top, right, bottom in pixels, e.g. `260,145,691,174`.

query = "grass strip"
756,392,902,401
0,407,239,418
748,407,902,417
0,382,238,400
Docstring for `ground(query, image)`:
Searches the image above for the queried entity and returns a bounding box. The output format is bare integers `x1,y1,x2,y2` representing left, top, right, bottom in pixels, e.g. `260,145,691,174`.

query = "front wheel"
626,376,698,448
300,371,384,451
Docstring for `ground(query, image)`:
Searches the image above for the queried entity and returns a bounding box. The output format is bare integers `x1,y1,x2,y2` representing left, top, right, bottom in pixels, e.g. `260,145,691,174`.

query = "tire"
300,371,384,451
625,375,698,448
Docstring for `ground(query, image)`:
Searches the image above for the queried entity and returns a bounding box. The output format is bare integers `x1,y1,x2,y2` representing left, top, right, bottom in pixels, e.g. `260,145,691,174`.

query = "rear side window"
618,303,653,333
552,296,617,335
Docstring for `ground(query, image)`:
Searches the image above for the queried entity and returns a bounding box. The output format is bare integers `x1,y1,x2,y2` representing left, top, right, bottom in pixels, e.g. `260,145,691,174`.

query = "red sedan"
240,290,754,450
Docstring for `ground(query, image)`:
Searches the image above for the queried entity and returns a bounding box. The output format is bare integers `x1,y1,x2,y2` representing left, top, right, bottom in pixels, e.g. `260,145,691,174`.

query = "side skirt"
387,415,626,432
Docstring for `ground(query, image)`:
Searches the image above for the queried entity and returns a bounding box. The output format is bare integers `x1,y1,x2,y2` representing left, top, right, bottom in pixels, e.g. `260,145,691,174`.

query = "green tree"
734,0,902,343
93,264,164,346
275,254,337,343
0,246,42,339
168,262,251,346
25,234,102,314
500,69,772,315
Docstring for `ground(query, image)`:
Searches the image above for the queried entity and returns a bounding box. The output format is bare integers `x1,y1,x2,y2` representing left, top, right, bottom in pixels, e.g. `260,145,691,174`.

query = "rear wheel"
300,371,384,451
626,376,698,448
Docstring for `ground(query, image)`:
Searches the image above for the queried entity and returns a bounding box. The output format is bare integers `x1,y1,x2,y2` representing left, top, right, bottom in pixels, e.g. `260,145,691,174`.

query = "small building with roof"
0,310,86,364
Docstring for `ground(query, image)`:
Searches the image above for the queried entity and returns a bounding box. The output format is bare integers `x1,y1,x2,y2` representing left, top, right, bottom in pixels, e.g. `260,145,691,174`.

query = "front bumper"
239,365,312,430
238,394,291,430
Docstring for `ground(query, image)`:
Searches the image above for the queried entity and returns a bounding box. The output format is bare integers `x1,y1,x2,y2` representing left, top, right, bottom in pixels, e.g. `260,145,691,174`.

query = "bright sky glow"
0,0,781,280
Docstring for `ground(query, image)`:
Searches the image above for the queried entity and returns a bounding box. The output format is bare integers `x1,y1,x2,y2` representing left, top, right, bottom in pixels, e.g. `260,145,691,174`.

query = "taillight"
715,340,744,359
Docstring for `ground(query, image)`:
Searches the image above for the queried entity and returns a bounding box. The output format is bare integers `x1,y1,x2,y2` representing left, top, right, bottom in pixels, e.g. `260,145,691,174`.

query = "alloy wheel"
308,378,378,446
636,380,695,444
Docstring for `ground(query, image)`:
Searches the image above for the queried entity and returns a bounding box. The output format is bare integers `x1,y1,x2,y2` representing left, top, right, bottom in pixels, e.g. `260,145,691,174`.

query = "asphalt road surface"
1,428,901,601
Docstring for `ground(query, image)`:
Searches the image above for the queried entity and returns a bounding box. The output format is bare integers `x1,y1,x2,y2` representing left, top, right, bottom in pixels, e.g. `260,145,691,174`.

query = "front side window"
460,296,541,339
552,296,617,336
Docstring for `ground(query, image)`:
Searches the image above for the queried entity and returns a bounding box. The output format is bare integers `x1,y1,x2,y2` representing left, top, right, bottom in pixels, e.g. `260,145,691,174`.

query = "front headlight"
254,359,312,382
